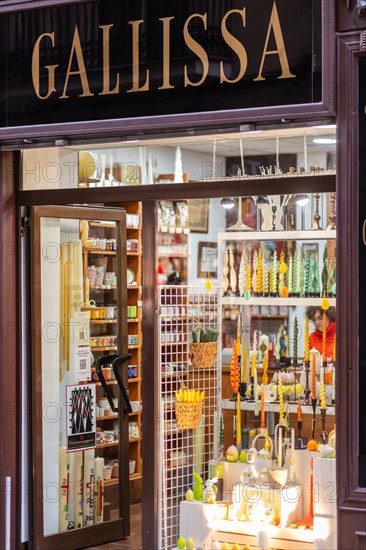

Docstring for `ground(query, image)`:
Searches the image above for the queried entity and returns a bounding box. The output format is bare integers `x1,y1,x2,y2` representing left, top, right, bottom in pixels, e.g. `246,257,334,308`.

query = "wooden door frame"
30,205,129,550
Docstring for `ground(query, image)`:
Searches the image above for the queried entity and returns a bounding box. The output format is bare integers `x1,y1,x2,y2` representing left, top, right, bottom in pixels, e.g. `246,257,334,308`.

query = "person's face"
313,310,329,331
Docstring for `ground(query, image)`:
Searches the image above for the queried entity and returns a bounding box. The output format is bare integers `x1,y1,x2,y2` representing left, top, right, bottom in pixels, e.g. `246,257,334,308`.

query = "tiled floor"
86,503,142,549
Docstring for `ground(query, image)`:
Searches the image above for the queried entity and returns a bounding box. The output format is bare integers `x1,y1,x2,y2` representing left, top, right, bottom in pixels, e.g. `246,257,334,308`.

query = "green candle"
293,316,298,363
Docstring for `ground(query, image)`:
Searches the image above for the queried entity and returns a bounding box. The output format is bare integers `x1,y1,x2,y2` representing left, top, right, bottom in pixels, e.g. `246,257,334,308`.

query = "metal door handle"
113,354,133,414
95,354,118,412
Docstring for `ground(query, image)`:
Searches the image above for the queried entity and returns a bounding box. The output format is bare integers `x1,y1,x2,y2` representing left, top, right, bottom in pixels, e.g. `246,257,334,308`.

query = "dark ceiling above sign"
0,0,322,128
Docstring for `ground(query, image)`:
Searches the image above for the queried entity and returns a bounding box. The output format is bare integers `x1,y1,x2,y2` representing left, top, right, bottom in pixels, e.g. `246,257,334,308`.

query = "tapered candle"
254,368,259,416
304,316,310,361
311,352,316,400
246,265,252,293
322,312,327,361
278,379,284,421
297,396,303,422
261,391,265,428
236,391,242,444
251,331,257,377
288,255,293,295
236,314,241,357
320,381,326,410
278,428,283,467
265,428,271,453
256,248,263,294
242,346,248,383
262,353,269,385
293,316,298,363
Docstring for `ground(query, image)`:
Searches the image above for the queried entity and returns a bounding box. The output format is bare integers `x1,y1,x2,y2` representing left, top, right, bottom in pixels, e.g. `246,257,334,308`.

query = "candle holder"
252,428,274,453
217,444,226,461
236,440,242,453
304,360,311,404
320,409,328,444
311,398,317,440
312,193,322,230
250,376,254,400
240,381,248,400
297,420,304,449
327,192,336,230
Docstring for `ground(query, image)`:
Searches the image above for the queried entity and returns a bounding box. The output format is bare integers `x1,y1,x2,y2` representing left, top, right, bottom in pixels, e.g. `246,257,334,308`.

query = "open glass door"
30,205,130,549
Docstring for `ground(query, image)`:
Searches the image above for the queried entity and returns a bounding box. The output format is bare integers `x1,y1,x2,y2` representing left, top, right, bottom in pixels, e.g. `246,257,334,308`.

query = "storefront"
0,1,365,549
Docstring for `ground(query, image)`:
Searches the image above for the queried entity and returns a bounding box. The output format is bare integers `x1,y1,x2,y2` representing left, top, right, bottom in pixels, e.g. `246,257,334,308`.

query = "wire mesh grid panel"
158,285,220,550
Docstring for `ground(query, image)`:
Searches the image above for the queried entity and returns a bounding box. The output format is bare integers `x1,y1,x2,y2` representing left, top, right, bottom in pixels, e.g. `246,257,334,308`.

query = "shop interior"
21,125,337,550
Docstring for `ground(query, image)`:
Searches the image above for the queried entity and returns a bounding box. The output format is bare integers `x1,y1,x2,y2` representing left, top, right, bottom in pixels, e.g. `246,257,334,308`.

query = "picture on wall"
188,199,209,233
197,241,218,278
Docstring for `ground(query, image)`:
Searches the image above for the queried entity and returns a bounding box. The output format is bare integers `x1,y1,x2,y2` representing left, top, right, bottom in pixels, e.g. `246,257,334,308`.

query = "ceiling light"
256,196,269,209
221,197,235,209
295,194,309,207
312,124,336,129
123,139,140,144
313,138,336,144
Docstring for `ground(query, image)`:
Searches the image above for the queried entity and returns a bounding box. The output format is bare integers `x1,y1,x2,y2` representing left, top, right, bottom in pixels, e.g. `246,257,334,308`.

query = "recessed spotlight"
123,139,140,144
312,124,337,129
313,138,336,144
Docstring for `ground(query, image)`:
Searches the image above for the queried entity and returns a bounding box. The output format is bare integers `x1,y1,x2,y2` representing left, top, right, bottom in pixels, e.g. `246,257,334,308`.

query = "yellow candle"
236,391,241,445
262,353,268,385
304,316,310,361
322,312,327,361
265,428,271,453
333,332,336,362
278,379,284,421
251,352,256,378
84,278,90,305
242,346,248,383
320,381,326,409
261,391,265,428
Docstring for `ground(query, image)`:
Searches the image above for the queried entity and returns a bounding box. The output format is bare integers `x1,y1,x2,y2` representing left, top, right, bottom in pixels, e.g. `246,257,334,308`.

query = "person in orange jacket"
305,306,336,361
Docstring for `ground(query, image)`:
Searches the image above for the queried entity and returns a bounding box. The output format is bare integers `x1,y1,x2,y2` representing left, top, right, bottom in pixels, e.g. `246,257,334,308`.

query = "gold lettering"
159,16,175,90
220,8,247,84
254,1,296,82
32,33,58,100
60,26,94,99
127,20,150,93
183,13,209,88
99,24,120,95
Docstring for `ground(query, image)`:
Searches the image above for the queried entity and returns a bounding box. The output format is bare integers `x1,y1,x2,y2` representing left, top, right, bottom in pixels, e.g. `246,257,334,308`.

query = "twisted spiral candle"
304,316,310,361
256,248,263,294
272,251,278,295
261,391,265,428
254,368,259,416
262,353,269,385
293,316,298,363
246,264,252,293
278,379,284,421
320,380,326,410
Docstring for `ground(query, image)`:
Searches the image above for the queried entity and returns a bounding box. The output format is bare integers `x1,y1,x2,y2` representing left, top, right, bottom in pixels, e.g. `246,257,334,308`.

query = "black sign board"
0,0,322,128
359,57,366,488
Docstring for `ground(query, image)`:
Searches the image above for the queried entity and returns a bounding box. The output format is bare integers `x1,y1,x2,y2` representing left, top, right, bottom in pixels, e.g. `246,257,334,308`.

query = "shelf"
91,319,118,325
91,346,118,351
96,414,118,421
129,410,141,417
104,478,119,487
126,225,141,230
129,473,142,480
128,344,141,349
158,253,188,258
96,381,117,386
90,286,117,291
251,314,289,319
89,222,116,228
221,297,336,307
129,437,141,443
221,398,335,416
96,441,119,449
127,252,141,256
128,318,139,323
218,229,336,241
128,285,141,290
128,377,141,383
84,249,117,255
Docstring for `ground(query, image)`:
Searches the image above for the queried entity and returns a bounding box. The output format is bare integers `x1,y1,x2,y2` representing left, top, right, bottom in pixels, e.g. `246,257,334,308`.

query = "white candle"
59,446,70,532
83,450,95,526
278,429,282,467
253,330,257,354
94,457,104,524
291,428,295,453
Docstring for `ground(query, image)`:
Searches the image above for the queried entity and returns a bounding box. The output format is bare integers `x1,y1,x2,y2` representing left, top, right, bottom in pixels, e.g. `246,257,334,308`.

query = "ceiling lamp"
256,196,270,209
313,138,336,144
220,197,235,209
295,194,310,207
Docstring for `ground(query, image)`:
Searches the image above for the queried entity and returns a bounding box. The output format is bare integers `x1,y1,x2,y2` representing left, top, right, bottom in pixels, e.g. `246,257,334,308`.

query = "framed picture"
188,198,209,233
197,241,218,278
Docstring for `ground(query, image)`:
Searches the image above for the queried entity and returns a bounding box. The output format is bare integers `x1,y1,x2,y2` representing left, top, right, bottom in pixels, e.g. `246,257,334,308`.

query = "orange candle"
322,312,327,361
311,352,316,400
304,316,309,361
261,391,265,428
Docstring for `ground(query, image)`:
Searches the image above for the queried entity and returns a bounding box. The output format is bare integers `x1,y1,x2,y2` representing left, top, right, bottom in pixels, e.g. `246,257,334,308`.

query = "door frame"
29,204,129,550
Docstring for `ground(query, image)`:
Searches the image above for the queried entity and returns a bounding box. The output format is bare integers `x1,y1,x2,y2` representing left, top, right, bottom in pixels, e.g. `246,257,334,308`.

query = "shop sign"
0,0,322,127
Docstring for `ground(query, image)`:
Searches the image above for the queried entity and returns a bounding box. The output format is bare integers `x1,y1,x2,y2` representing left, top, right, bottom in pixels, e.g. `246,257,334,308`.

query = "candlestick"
304,316,310,361
236,392,242,445
262,353,269,385
254,368,259,416
297,396,303,422
311,352,316,400
261,391,265,428
278,379,284,421
320,409,328,444
322,312,327,362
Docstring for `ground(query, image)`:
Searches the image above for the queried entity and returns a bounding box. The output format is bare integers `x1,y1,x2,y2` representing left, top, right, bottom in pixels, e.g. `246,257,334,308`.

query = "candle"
84,278,90,305
265,428,271,453
304,316,310,361
233,414,236,444
333,332,336,362
246,265,252,293
236,392,242,444
296,250,302,295
320,380,326,409
242,346,248,383
293,316,298,363
251,331,257,377
94,457,104,524
254,368,259,416
322,312,327,361
59,446,70,532
236,314,241,357
83,449,95,526
311,352,316,400
80,219,88,246
297,396,302,421
257,248,263,294
278,428,282,467
272,251,278,294
262,353,269,385
278,379,284,421
291,426,295,452
261,391,265,428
